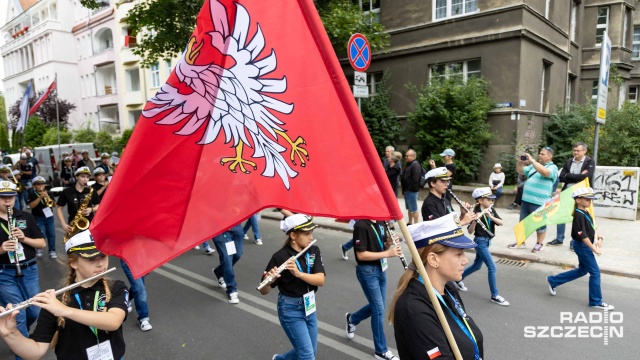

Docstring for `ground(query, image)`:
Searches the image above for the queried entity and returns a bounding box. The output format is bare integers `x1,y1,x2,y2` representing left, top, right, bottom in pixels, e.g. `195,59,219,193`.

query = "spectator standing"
429,148,456,200
385,152,402,196
400,150,421,225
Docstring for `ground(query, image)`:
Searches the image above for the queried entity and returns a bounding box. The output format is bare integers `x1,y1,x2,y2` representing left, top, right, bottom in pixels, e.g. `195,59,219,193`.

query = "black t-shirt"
263,244,325,297
91,182,108,202
470,205,501,238
60,166,75,182
57,186,101,223
18,161,34,176
394,279,484,360
30,280,128,360
572,209,596,243
353,220,386,266
28,189,55,218
421,192,454,221
0,210,44,265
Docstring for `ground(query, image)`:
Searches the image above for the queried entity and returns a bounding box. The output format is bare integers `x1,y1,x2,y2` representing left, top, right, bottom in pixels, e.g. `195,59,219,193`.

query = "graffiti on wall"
592,167,639,221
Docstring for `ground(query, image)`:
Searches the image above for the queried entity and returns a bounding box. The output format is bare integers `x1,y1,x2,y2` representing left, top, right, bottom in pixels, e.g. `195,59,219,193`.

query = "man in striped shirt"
508,147,558,253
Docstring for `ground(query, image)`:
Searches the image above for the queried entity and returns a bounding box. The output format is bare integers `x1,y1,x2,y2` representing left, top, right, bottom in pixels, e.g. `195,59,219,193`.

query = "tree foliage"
73,128,97,144
83,0,389,67
24,117,48,147
407,76,495,183
543,104,593,166
360,76,401,157
95,131,116,153
43,127,73,145
8,91,75,129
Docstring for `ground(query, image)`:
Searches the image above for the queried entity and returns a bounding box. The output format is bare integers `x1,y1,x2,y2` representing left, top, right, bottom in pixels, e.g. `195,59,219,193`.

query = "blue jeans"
548,240,602,306
462,236,498,297
35,216,56,252
13,194,22,211
520,201,546,233
404,191,418,213
351,264,388,354
555,223,566,242
275,294,318,360
0,262,40,339
120,260,149,321
19,180,31,208
212,224,244,295
242,214,261,240
341,239,354,251
493,186,503,199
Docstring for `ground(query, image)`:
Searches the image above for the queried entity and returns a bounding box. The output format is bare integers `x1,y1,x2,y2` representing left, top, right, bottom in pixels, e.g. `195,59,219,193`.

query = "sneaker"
547,277,556,296
217,277,227,289
228,292,239,304
139,318,153,331
455,281,468,292
591,302,614,310
546,239,564,246
255,238,263,245
507,203,517,210
128,305,133,313
491,295,510,306
570,241,574,252
194,245,200,250
36,249,43,258
340,245,349,261
272,355,277,360
532,243,544,253
49,251,57,259
507,242,525,249
345,312,356,339
244,234,249,240
205,247,216,255
374,350,399,360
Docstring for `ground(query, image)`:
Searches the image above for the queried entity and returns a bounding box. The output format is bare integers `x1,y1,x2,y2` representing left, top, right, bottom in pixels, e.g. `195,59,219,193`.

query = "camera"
520,155,527,161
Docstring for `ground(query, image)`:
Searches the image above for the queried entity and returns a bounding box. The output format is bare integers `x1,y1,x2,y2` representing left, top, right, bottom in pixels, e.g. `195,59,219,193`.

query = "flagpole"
397,219,463,360
55,74,61,163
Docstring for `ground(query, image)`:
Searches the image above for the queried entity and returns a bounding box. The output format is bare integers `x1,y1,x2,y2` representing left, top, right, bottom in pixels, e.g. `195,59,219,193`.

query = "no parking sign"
348,33,371,72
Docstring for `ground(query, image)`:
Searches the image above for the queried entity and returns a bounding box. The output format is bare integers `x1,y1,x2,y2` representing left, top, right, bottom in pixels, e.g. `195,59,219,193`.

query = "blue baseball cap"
439,149,455,157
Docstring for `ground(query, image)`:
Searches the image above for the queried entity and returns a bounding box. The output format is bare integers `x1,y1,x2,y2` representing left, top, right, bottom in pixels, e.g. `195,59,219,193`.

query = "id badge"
303,290,316,317
42,207,54,218
380,258,388,272
86,340,114,360
8,243,26,264
225,241,237,256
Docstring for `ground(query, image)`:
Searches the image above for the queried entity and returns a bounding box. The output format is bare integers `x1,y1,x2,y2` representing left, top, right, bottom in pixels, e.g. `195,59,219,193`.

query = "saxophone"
63,187,94,242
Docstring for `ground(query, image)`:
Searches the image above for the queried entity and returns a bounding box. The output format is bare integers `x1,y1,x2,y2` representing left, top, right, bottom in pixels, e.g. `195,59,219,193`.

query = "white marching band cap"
0,181,17,196
408,213,476,249
424,167,451,181
280,214,318,234
33,176,46,184
572,187,598,199
472,187,496,199
65,230,104,258
93,167,106,175
12,170,20,176
74,166,91,176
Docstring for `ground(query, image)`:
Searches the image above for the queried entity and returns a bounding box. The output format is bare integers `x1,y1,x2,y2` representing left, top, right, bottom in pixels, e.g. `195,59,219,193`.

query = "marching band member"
91,168,109,201
0,181,45,360
96,153,114,176
389,213,484,360
28,176,58,259
59,157,75,188
11,171,24,211
0,230,128,360
547,187,614,310
260,214,325,360
56,167,100,234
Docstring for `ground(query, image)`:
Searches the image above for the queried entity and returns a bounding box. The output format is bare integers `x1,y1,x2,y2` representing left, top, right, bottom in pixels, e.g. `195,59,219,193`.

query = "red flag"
90,0,401,278
28,79,56,116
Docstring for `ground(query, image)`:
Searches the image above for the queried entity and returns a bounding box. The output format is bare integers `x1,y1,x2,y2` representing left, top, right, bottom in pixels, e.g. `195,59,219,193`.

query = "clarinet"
6,207,23,278
257,239,317,291
383,222,409,270
447,189,495,238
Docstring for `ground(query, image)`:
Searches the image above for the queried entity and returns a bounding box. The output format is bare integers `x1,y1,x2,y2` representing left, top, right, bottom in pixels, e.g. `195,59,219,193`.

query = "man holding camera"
508,147,558,253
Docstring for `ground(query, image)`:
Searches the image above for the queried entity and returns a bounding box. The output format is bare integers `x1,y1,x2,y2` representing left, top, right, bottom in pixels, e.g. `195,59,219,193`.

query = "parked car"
34,143,97,187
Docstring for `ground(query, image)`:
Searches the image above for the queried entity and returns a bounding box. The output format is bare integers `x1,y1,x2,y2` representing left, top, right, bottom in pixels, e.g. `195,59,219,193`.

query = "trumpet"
257,240,317,291
383,222,409,270
447,189,495,238
0,268,116,319
10,172,24,193
39,190,55,208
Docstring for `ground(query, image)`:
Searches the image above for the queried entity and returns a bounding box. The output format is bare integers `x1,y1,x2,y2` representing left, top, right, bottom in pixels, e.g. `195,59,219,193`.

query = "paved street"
1,218,639,359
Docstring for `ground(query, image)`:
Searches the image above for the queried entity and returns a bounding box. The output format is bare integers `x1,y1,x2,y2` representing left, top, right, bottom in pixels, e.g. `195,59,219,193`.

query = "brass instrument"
63,187,94,242
39,190,55,208
10,171,24,193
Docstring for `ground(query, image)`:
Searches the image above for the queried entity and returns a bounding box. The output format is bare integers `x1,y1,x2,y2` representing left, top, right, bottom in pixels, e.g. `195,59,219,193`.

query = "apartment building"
344,0,636,179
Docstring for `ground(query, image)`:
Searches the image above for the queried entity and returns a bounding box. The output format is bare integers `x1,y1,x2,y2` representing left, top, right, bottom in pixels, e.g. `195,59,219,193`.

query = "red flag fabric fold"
28,79,56,116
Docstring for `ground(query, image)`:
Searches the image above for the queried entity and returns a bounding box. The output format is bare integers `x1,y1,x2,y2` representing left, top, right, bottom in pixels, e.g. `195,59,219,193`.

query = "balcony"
98,105,121,134
124,90,143,105
1,20,62,54
121,47,139,65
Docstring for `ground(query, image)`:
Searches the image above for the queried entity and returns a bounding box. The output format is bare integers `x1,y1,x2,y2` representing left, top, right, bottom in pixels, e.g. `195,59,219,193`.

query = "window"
368,72,383,96
596,7,609,46
633,27,640,59
353,0,380,23
430,59,481,82
540,61,551,112
628,86,639,103
570,2,577,41
566,75,575,106
150,62,160,88
434,0,478,21
165,59,172,72
126,68,140,91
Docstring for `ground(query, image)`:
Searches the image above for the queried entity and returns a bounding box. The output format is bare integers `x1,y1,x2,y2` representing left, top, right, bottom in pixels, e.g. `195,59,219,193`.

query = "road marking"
155,266,373,359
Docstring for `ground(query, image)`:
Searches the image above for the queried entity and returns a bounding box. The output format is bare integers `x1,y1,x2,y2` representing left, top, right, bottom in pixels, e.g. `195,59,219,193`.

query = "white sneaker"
591,302,614,310
345,313,356,339
228,292,239,304
547,277,556,296
36,249,43,258
243,234,249,240
340,245,349,260
194,245,200,250
455,281,468,292
128,305,133,313
255,238,263,245
205,247,215,255
139,318,152,331
374,350,399,360
49,251,57,259
490,295,510,306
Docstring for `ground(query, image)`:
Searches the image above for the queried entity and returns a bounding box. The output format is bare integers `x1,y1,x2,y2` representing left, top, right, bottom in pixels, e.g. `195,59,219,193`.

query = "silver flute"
0,267,116,319
447,189,495,238
257,240,317,291
383,222,408,270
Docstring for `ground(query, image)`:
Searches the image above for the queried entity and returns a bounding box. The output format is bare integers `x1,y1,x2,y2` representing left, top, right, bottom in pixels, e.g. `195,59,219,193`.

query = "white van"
34,143,97,186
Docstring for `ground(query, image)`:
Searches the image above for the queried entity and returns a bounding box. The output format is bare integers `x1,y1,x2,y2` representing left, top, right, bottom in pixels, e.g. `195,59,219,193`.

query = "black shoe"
546,239,564,246
570,241,574,252
507,203,517,210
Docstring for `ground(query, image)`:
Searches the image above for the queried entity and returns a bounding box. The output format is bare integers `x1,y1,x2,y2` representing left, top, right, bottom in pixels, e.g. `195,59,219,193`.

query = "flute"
6,207,23,278
0,267,116,319
383,222,408,270
257,239,317,291
447,189,495,238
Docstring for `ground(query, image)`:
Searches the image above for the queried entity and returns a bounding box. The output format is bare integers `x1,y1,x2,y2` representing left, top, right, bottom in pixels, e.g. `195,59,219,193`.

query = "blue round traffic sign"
348,33,371,72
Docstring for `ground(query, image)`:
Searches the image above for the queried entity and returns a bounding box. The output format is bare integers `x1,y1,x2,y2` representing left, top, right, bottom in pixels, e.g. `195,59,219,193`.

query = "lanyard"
418,276,481,360
575,209,596,230
74,291,101,340
295,253,311,274
480,210,491,230
369,223,385,250
0,219,16,236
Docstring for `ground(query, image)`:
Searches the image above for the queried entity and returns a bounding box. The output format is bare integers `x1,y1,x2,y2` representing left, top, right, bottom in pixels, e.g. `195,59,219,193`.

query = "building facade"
343,0,636,180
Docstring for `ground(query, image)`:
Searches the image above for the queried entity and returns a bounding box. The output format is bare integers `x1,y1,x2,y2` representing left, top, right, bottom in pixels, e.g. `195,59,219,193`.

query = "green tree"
582,102,640,167
42,127,73,145
23,117,48,147
115,128,134,153
95,131,116,153
360,76,401,156
82,0,389,67
407,76,495,183
0,126,10,152
543,104,593,165
73,128,97,143
8,91,75,129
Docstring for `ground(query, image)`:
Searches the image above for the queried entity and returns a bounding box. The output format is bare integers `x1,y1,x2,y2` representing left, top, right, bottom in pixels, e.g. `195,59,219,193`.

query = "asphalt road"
1,218,639,359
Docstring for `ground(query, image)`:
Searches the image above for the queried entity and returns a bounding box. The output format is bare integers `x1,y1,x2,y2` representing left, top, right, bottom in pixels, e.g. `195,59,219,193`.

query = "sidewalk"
261,198,640,279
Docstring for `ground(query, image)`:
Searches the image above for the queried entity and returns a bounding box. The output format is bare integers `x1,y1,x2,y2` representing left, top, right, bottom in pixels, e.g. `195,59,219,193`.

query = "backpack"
418,164,427,188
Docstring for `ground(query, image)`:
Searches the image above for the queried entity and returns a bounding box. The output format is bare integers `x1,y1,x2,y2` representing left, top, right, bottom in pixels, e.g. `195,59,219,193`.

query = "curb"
261,212,640,280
